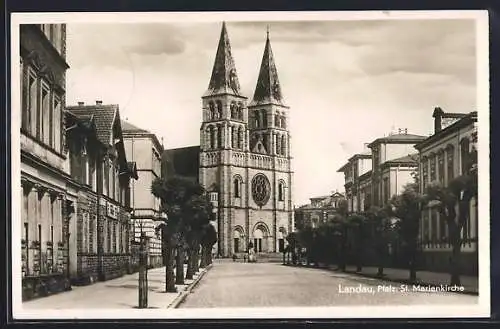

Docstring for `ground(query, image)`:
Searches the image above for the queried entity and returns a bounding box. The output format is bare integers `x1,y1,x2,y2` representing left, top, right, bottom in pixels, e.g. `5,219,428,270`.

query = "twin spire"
205,22,285,106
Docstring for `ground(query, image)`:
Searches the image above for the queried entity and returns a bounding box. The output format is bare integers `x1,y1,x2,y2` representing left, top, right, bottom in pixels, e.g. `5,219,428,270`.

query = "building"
121,120,163,268
20,24,73,300
337,130,426,213
336,150,372,213
65,101,138,284
294,192,346,231
367,130,426,208
414,108,478,275
198,23,294,257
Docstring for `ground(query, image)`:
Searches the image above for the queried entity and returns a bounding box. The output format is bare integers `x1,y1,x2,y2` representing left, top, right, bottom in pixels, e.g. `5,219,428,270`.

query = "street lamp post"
138,221,148,308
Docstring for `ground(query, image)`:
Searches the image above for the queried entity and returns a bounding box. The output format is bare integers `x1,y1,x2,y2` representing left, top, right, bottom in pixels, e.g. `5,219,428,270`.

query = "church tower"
200,23,293,258
247,28,294,254
200,22,248,257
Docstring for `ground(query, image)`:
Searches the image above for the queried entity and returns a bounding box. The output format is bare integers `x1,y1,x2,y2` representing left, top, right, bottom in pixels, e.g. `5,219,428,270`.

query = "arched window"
278,181,285,201
275,114,280,128
261,109,268,127
237,103,244,120
230,102,236,119
231,125,236,148
209,126,215,149
216,125,222,149
276,134,281,155
281,135,286,156
460,138,470,175
255,110,261,128
238,127,243,149
216,100,223,119
233,177,241,198
208,102,215,120
281,116,286,129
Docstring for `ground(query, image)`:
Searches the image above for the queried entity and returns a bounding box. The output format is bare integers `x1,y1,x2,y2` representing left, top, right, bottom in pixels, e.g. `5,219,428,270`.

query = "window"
281,135,286,156
208,101,215,120
40,82,50,144
460,138,471,175
437,150,445,184
103,160,109,196
261,109,267,127
27,69,37,136
281,117,286,129
216,126,222,148
233,178,240,198
278,182,284,201
275,114,280,128
422,156,429,190
429,154,436,182
53,96,61,152
238,128,243,149
230,103,236,119
276,135,281,155
216,100,223,119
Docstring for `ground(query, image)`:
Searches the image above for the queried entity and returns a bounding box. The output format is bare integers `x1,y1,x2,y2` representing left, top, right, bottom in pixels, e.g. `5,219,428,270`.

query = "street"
179,260,478,308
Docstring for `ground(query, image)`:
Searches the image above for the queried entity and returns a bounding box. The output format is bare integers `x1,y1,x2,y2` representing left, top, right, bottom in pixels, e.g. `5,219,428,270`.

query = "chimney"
432,107,444,133
96,100,103,105
77,101,84,106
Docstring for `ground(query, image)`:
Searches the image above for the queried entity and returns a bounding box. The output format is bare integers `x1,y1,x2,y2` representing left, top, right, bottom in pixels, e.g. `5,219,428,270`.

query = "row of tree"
151,176,218,292
287,154,477,286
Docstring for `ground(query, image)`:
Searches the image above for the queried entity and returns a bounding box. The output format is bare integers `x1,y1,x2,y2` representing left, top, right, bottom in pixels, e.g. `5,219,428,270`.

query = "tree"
425,172,477,285
184,195,213,280
199,223,217,268
365,206,392,277
151,176,208,292
346,213,368,272
388,182,423,282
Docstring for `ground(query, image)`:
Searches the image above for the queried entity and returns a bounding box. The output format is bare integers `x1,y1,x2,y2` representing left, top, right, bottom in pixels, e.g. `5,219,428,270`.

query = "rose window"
251,174,271,206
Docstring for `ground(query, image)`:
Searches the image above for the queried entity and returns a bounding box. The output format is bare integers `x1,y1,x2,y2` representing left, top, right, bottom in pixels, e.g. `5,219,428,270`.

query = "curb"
168,264,213,309
342,270,479,296
285,264,478,296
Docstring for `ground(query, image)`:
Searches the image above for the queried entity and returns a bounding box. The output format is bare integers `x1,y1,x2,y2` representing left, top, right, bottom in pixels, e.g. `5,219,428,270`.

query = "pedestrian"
243,254,247,263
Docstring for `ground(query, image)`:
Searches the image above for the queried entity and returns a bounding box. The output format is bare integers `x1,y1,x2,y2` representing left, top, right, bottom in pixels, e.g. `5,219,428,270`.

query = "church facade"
199,23,294,257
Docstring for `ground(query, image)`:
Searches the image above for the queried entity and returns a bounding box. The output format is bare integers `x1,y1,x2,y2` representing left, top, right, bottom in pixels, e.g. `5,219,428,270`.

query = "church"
164,22,294,258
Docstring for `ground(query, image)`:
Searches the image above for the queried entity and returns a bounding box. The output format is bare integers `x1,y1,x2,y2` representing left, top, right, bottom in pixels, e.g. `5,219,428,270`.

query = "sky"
65,17,477,206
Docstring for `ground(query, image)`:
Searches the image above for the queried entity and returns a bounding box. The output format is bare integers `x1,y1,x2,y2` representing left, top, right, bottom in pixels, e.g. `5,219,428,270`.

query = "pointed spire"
204,22,242,97
250,28,285,107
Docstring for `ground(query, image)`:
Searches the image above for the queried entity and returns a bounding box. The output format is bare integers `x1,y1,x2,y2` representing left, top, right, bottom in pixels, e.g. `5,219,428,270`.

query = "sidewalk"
22,265,211,309
341,265,479,295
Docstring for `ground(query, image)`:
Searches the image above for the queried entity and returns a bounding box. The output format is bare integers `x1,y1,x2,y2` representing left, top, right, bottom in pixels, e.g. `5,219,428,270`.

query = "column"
245,129,250,152
28,184,39,275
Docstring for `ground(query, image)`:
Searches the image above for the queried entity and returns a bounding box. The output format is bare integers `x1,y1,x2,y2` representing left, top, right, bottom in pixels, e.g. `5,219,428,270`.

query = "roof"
162,146,200,181
381,154,419,168
203,22,244,98
415,112,477,151
66,104,119,146
249,32,286,107
337,151,372,172
121,120,149,133
368,133,427,148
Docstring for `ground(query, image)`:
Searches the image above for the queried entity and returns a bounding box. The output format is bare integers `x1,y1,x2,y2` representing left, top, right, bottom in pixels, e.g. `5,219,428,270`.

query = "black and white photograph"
11,10,489,319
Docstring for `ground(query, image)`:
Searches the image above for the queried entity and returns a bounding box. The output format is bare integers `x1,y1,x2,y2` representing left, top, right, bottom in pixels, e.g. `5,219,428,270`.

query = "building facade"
294,192,346,231
20,24,74,300
338,131,425,213
65,102,138,283
367,131,426,208
199,23,294,257
336,151,372,213
122,120,163,268
414,108,478,275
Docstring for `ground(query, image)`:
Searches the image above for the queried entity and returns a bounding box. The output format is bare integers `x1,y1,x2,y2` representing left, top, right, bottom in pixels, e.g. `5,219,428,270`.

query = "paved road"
179,260,478,308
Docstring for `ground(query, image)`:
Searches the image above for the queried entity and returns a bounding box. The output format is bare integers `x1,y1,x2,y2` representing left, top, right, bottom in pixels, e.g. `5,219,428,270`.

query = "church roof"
203,22,243,98
249,30,286,107
162,146,200,182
